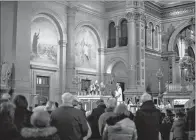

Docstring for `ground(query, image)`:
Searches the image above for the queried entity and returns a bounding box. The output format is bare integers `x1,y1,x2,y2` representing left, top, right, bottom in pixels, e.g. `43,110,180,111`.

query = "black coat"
14,108,32,131
0,120,20,140
134,100,161,140
87,104,106,138
51,106,88,140
20,127,60,140
185,106,195,131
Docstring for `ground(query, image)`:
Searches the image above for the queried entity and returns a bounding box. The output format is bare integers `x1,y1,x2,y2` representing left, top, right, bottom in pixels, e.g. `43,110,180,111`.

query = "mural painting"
75,27,98,70
31,17,58,65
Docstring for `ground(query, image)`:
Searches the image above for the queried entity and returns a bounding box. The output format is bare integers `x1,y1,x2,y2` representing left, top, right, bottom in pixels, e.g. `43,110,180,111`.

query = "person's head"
116,83,120,87
114,103,129,117
13,95,28,109
176,111,185,119
62,92,75,106
96,99,104,106
166,109,173,117
45,101,53,110
1,93,11,101
140,93,152,103
31,111,50,128
106,97,117,109
0,102,16,121
54,102,58,108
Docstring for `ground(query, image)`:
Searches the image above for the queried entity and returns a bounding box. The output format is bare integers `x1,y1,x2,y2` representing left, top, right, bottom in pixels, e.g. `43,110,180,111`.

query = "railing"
166,83,194,92
119,37,128,46
107,39,116,48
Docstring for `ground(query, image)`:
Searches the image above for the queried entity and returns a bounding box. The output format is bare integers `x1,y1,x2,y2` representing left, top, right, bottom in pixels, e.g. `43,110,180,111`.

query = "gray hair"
140,93,152,103
62,92,75,106
107,97,117,108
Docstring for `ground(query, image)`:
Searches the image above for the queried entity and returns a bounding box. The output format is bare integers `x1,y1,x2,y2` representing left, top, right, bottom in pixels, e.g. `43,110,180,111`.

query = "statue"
0,62,12,89
32,29,40,54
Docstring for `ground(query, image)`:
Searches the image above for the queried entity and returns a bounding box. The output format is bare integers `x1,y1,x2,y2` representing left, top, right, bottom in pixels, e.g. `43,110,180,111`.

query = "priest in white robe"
115,83,123,105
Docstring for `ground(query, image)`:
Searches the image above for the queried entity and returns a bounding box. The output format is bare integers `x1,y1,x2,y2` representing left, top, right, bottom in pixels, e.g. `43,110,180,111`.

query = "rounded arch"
75,21,102,48
168,18,194,51
118,18,127,26
105,57,128,74
31,9,64,42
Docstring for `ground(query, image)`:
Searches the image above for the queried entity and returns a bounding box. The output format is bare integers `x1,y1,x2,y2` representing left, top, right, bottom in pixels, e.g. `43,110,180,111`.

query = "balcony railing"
107,39,116,48
119,37,128,46
166,83,194,92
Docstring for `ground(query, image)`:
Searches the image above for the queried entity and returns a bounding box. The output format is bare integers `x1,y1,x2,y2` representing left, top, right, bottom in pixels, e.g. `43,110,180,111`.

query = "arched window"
154,26,160,51
174,44,179,56
119,19,128,46
147,22,153,49
108,22,116,48
188,46,195,60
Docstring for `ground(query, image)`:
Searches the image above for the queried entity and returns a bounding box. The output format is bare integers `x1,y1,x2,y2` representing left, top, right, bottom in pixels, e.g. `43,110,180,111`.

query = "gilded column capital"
67,6,78,17
126,12,146,22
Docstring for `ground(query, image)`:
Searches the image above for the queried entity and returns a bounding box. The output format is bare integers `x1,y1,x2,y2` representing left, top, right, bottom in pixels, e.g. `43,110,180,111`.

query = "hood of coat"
140,100,158,112
21,127,57,138
108,118,135,134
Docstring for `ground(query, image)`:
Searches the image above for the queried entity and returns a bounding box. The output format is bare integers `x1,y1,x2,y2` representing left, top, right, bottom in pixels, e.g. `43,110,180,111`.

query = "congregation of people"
0,91,195,140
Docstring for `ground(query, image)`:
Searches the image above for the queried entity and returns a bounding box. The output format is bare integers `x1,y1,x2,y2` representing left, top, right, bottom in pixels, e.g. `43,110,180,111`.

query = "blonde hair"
114,103,130,117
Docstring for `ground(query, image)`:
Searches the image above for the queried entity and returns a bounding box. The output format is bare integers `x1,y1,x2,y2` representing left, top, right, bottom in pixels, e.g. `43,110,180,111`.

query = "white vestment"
115,87,123,104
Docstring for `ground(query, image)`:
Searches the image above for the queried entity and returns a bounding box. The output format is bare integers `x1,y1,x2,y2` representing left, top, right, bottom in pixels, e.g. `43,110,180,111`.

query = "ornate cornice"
161,6,195,19
126,11,146,22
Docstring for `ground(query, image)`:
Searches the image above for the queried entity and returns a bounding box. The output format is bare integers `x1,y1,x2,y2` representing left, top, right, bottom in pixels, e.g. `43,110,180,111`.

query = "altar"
78,95,111,111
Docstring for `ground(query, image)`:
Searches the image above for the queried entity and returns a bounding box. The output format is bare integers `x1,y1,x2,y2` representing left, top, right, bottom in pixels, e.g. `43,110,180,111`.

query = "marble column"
115,25,119,47
66,6,77,92
152,28,155,50
59,40,66,97
172,54,176,84
126,12,136,88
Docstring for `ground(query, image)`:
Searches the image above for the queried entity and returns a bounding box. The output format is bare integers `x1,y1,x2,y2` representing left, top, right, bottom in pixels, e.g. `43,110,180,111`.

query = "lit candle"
85,104,87,111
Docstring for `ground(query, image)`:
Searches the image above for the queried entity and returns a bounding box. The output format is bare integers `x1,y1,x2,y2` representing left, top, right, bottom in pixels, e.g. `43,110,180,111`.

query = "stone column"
59,40,66,96
171,54,176,84
115,25,119,47
66,6,77,92
126,12,137,88
152,28,155,49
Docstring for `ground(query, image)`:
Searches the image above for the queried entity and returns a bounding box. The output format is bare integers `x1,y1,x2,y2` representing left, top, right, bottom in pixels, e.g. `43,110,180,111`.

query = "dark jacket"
171,118,186,139
21,127,60,140
51,106,88,140
87,104,106,138
134,100,161,140
185,106,195,131
160,115,174,140
14,108,32,130
0,120,20,140
98,107,115,135
103,114,137,140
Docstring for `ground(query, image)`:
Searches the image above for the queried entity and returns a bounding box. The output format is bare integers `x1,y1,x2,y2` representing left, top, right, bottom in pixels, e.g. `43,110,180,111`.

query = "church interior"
0,1,195,111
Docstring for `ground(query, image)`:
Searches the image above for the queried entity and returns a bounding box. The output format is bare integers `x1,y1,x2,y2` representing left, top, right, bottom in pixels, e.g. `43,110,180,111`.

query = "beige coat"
103,118,137,140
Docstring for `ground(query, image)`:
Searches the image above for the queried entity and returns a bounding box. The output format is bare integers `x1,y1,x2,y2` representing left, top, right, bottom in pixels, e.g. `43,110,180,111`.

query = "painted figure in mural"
115,83,123,105
94,80,100,95
0,62,12,89
32,29,40,54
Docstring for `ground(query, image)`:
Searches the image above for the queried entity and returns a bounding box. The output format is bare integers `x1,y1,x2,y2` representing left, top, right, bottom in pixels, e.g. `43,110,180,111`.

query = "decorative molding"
98,47,128,54
161,6,195,19
30,64,59,72
76,70,97,76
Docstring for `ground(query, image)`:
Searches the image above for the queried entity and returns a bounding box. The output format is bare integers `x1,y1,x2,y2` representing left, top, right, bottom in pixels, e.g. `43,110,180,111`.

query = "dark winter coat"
51,106,88,140
0,120,21,140
171,118,186,139
14,108,32,130
87,104,106,139
185,106,195,131
160,115,174,140
134,100,161,140
20,127,60,140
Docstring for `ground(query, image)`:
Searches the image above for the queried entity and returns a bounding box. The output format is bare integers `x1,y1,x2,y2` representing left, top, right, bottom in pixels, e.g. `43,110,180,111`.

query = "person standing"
185,99,195,140
51,93,88,140
134,93,162,140
115,83,123,105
